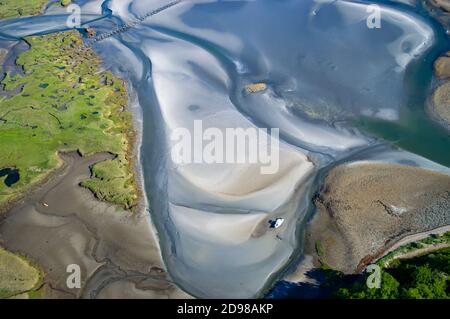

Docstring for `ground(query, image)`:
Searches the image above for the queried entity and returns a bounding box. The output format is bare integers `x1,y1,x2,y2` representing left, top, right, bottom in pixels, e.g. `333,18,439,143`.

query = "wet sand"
0,152,190,299
0,48,6,64
429,0,450,13
425,0,450,30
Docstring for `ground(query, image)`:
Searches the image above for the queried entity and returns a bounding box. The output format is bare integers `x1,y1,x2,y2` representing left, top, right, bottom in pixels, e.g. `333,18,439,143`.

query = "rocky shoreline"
305,162,450,274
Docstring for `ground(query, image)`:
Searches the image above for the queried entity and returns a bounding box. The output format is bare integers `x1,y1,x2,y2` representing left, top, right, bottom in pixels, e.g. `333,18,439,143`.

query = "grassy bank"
0,0,137,300
0,0,48,19
323,232,450,299
0,30,138,210
0,247,44,299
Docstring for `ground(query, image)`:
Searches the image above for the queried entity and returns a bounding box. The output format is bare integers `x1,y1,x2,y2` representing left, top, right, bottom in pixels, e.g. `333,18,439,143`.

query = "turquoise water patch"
355,114,450,168
355,12,450,168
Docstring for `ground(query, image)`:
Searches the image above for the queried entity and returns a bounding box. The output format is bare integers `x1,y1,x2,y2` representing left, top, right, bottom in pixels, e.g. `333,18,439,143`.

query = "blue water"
0,168,20,187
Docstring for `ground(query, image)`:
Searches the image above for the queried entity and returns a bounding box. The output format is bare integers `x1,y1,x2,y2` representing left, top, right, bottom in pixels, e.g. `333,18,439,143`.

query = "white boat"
273,218,284,228
269,218,285,229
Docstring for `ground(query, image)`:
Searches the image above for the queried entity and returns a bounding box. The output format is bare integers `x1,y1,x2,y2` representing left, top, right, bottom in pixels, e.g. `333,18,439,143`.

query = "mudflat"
0,152,190,299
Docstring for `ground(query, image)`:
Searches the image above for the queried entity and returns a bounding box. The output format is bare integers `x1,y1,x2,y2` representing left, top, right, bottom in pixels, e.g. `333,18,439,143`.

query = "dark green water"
355,19,450,168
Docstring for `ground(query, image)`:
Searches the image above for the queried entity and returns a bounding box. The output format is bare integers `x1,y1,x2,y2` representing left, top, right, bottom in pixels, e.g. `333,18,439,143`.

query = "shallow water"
0,167,20,187
0,0,449,298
